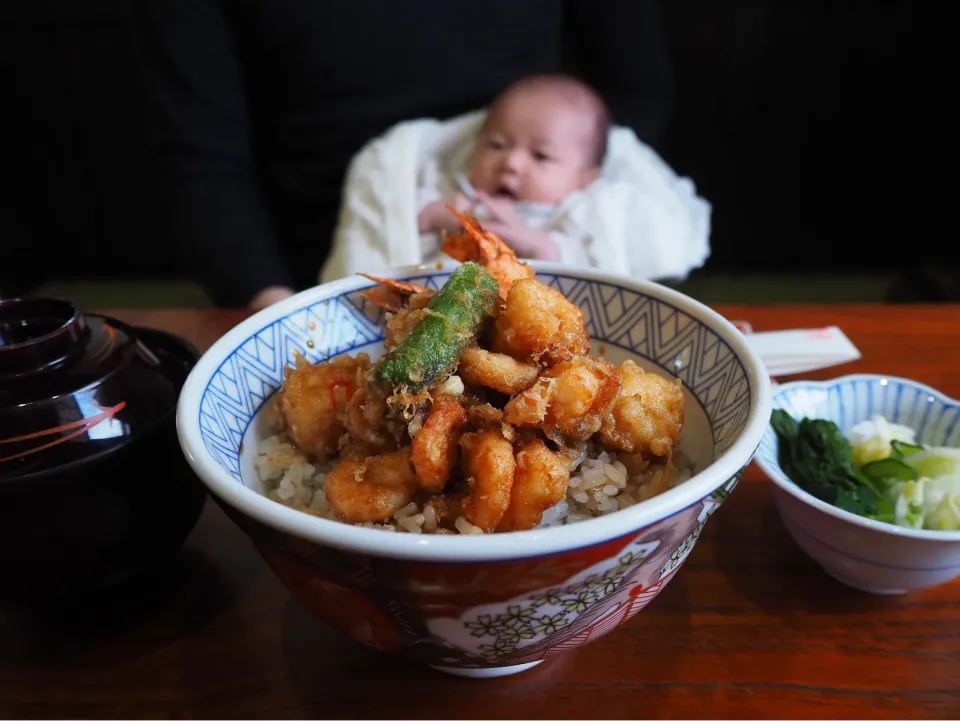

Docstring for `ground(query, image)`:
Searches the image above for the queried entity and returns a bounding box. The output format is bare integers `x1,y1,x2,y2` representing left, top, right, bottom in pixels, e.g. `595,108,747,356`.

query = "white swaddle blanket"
319,110,712,284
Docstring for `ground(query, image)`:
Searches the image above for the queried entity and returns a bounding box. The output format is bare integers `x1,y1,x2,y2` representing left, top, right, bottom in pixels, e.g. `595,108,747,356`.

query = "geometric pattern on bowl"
196,271,754,481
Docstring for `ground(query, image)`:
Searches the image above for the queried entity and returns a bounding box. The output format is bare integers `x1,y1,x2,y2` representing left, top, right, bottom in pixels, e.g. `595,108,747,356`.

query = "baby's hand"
474,191,559,262
449,191,472,213
474,191,521,228
418,193,471,234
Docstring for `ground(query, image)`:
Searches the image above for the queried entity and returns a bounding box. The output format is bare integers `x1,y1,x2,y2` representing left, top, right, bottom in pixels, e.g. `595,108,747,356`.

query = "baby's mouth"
491,184,517,200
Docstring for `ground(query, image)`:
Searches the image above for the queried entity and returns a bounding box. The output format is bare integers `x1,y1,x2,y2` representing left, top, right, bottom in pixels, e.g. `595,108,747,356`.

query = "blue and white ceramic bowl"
755,374,960,595
176,262,772,677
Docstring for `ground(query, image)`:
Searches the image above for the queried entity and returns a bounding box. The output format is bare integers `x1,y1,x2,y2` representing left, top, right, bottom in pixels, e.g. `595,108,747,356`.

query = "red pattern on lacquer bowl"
224,491,714,669
0,401,127,465
258,542,403,654
390,530,643,619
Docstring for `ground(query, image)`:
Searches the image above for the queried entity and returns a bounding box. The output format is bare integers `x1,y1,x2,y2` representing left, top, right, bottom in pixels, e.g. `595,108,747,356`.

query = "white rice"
255,438,693,535
254,403,694,535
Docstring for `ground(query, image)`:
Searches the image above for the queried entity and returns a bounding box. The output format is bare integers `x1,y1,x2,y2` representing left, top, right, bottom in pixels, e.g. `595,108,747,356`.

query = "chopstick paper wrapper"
738,325,861,376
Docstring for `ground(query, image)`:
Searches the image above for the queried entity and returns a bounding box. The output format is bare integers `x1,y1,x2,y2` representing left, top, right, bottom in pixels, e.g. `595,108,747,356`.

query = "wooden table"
3,304,959,719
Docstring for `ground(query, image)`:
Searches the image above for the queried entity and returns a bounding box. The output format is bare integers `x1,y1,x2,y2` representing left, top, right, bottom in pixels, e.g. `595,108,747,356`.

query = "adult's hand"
247,285,295,312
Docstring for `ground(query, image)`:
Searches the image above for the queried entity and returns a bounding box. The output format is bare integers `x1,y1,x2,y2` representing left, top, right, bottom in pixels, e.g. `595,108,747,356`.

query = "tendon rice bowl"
175,248,773,676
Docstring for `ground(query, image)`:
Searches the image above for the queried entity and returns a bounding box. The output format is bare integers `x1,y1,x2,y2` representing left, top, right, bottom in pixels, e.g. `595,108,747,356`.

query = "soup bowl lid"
0,297,196,483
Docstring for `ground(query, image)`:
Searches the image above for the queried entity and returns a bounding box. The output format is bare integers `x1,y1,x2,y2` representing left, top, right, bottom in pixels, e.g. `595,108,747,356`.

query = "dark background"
0,1,948,300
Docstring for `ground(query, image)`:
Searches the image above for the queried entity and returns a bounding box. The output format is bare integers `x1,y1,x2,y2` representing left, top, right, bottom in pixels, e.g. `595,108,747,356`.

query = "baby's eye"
486,138,506,150
534,151,552,162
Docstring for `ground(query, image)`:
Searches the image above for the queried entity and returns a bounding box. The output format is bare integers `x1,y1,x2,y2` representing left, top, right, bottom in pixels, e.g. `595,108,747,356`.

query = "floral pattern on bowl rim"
427,473,740,666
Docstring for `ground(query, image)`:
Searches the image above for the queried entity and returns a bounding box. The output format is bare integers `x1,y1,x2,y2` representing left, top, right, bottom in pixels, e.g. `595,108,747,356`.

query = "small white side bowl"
754,374,960,594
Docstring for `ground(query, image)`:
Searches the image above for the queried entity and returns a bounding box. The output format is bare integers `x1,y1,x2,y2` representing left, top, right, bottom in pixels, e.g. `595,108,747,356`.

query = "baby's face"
469,90,599,205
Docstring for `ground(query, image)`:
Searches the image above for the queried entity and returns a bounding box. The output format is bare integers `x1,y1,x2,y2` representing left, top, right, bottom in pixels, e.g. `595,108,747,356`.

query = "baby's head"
469,74,610,205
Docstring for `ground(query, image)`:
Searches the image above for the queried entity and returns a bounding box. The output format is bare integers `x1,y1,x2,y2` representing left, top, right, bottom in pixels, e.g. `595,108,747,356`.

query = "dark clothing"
134,0,672,306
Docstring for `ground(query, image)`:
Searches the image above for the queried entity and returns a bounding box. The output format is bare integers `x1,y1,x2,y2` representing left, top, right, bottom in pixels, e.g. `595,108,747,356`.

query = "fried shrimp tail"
441,208,535,298
357,274,431,312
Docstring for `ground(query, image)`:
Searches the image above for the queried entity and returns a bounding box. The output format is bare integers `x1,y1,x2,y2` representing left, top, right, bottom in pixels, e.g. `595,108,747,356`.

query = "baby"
417,74,610,261
320,73,711,285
